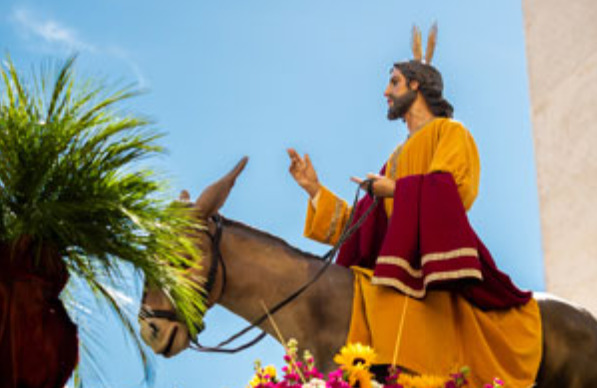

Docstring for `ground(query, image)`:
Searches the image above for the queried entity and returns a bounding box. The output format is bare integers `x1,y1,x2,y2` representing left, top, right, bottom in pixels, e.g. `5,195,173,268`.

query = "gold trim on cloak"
371,268,483,298
324,199,344,244
377,247,479,279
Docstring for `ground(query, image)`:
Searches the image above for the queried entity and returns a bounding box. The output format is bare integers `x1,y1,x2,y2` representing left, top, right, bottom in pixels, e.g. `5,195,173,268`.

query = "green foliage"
0,56,205,383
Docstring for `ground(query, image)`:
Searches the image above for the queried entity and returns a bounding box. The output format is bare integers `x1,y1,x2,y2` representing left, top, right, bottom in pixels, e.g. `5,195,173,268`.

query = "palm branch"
0,55,205,384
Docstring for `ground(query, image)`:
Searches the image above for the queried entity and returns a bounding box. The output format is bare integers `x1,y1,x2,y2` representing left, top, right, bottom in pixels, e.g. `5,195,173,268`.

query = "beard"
387,90,417,120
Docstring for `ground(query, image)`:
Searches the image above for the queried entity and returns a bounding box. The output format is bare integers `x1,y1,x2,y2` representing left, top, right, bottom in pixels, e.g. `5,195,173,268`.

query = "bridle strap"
202,214,227,306
190,181,379,354
139,307,179,322
139,215,227,332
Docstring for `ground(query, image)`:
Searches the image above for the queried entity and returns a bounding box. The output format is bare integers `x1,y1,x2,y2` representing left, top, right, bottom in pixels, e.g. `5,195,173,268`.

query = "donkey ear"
195,157,248,217
179,190,191,202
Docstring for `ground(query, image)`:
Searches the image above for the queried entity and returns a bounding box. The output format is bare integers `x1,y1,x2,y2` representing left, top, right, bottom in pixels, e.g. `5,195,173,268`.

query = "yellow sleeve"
304,186,351,245
428,121,481,210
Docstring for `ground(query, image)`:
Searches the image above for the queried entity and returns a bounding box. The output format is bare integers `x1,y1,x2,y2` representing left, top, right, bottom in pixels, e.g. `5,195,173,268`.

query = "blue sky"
0,1,543,387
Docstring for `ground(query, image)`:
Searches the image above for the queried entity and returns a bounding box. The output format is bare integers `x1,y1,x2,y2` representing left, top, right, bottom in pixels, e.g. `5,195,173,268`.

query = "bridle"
139,213,227,337
140,182,379,354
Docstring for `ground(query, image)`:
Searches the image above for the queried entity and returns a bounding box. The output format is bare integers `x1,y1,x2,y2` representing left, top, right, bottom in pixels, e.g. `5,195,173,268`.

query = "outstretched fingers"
287,148,305,173
304,153,314,169
287,148,302,163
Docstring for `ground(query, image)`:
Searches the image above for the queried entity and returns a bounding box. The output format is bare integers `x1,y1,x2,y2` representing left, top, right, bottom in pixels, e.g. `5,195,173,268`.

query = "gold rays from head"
411,23,438,64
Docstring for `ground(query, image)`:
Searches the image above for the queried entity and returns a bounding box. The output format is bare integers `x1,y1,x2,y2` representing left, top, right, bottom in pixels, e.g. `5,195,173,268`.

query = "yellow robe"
303,118,541,387
305,118,480,245
350,268,541,387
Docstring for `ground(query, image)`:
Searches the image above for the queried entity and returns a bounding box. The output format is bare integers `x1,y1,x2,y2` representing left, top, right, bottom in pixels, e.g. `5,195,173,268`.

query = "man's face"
384,68,417,120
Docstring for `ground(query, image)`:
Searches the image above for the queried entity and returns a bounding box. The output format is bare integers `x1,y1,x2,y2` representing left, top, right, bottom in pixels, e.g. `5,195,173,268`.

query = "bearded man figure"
287,25,542,387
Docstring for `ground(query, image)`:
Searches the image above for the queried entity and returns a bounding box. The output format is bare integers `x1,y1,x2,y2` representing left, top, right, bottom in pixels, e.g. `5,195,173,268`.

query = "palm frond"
0,56,206,384
64,268,155,387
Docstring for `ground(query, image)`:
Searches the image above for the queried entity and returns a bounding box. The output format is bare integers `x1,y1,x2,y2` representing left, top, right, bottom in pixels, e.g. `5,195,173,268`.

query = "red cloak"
336,172,531,310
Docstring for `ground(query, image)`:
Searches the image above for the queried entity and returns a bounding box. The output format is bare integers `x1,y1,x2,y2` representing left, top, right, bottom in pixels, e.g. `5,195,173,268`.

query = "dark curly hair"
393,60,454,118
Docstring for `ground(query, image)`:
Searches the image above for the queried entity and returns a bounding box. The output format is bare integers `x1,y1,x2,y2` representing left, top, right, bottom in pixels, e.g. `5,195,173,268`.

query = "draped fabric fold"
337,172,531,310
0,242,78,388
347,267,542,388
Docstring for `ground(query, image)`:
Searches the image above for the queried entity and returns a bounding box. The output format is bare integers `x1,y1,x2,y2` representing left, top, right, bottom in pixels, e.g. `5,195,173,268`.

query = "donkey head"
138,157,248,357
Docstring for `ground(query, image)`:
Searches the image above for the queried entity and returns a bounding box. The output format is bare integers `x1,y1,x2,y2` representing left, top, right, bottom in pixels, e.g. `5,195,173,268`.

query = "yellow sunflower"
347,363,374,388
264,365,277,379
333,343,377,372
247,364,277,387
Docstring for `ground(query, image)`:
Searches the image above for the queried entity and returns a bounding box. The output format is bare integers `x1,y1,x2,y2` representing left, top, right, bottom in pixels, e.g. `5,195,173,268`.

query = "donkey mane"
221,216,324,262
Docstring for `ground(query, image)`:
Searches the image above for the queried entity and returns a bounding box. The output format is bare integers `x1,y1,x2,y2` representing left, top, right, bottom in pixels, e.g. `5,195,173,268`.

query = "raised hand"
287,148,321,198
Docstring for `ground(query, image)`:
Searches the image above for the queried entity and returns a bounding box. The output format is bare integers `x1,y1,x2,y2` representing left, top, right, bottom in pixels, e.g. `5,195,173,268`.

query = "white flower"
302,378,326,388
370,380,384,388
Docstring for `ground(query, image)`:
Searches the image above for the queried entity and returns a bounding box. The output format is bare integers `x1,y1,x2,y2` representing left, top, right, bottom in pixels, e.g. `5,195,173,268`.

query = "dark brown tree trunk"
0,240,78,388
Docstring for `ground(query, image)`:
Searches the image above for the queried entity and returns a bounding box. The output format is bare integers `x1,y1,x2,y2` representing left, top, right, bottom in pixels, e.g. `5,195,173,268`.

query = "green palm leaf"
0,56,205,385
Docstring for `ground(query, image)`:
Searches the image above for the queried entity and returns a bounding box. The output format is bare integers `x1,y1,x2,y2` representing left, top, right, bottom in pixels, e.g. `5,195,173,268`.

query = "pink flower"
325,380,350,388
305,370,323,380
327,370,344,381
283,372,301,383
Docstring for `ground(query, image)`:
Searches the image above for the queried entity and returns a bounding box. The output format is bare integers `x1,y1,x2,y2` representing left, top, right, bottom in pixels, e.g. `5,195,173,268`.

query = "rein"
188,182,379,354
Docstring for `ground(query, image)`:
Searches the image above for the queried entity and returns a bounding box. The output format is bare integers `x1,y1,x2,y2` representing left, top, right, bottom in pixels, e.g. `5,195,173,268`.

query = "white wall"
523,0,597,315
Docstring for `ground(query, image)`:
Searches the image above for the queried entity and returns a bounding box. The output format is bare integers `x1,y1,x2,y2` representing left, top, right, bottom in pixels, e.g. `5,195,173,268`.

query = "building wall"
523,0,597,315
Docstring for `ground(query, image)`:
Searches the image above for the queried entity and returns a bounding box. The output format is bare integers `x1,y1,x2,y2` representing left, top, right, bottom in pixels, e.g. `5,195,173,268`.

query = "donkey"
139,158,597,387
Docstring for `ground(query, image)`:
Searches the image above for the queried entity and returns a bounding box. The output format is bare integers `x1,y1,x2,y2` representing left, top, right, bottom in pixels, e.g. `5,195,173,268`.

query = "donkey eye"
149,322,159,338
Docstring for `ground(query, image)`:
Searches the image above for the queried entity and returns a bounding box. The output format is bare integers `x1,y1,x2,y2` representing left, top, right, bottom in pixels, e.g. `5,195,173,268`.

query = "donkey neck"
216,218,323,321
211,218,353,372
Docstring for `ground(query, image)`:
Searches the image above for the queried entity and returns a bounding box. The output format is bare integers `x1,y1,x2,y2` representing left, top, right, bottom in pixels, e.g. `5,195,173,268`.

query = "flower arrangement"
246,340,505,388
